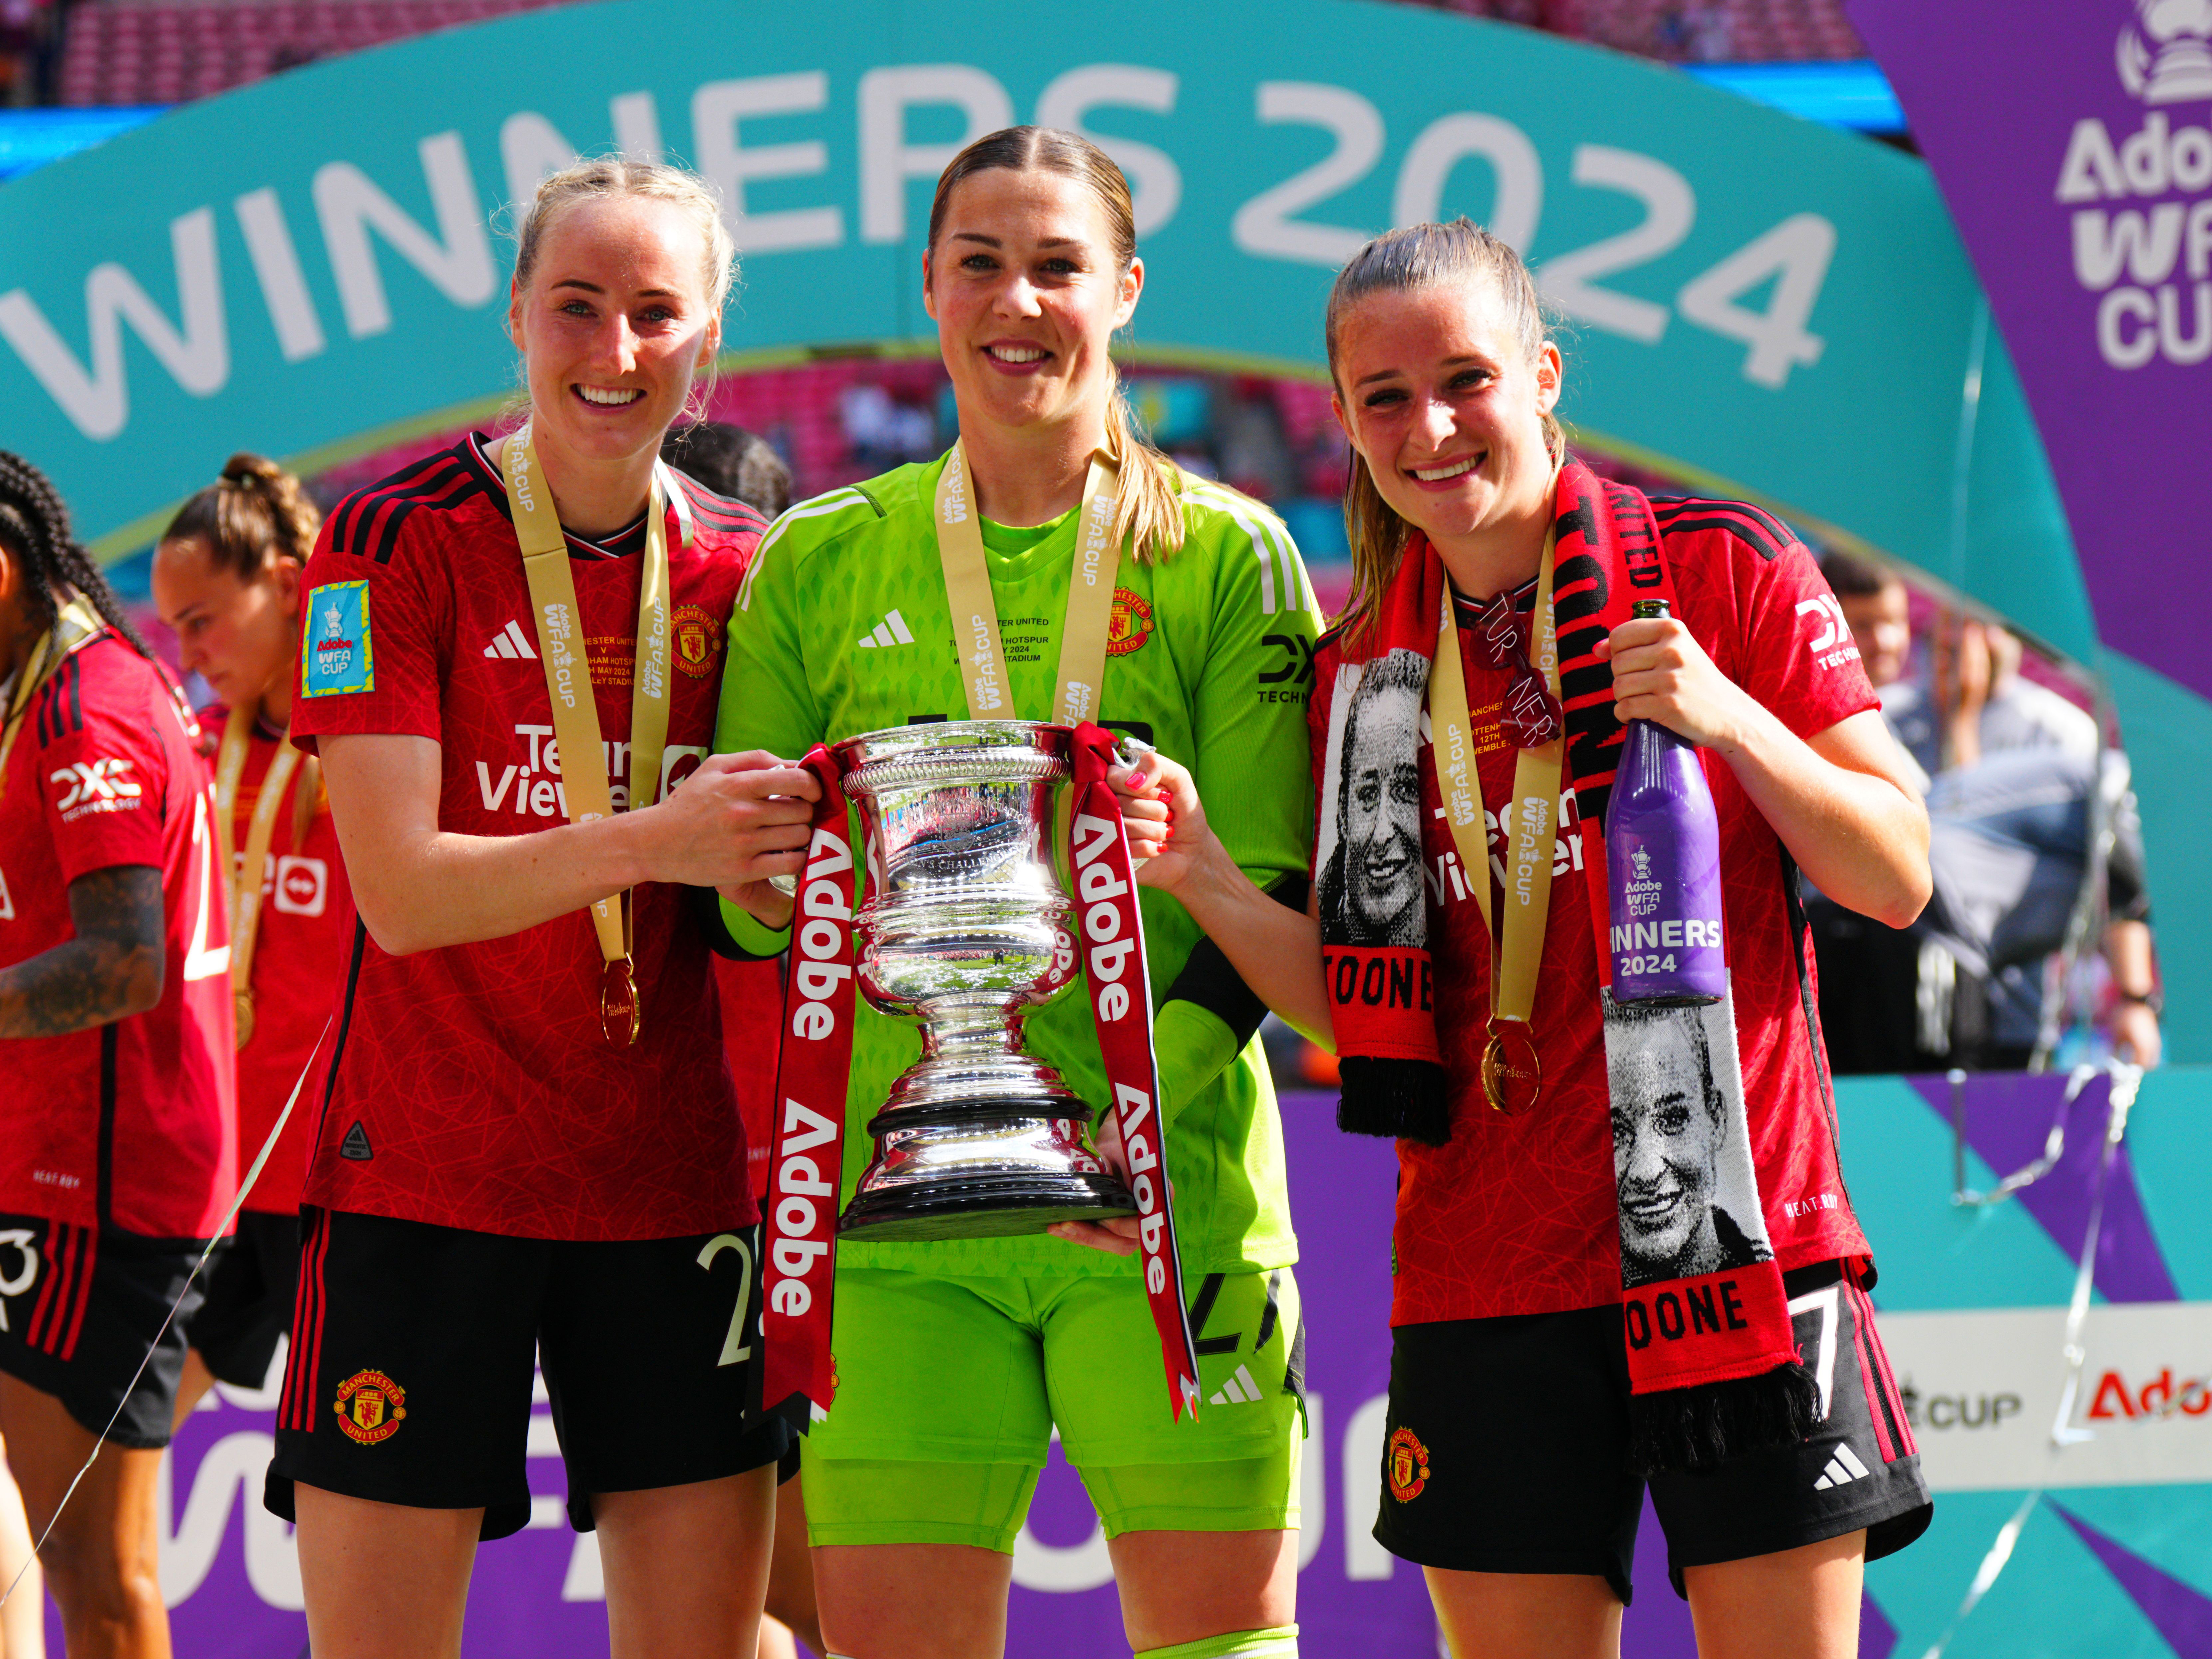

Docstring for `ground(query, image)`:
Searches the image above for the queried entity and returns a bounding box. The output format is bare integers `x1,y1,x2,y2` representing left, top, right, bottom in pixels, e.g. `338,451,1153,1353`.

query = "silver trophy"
831,720,1139,1242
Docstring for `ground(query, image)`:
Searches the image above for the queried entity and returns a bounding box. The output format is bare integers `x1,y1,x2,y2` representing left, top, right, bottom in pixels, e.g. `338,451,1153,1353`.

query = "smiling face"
1610,1013,1723,1281
153,535,299,709
924,166,1140,447
507,193,721,472
1330,282,1560,581
1341,674,1426,942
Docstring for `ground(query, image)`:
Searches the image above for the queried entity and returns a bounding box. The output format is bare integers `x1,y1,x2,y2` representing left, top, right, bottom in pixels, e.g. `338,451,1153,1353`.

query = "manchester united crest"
333,1368,408,1444
1386,1425,1430,1502
672,604,722,679
1106,588,1153,656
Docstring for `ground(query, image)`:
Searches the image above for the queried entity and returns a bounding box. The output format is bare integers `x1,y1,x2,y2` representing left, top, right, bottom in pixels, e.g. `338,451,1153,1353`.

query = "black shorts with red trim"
0,1214,206,1450
1375,1259,1931,1601
187,1210,299,1391
267,1208,797,1540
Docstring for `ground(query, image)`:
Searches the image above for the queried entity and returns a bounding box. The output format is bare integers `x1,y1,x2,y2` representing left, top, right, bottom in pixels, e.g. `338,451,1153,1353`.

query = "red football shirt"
0,634,236,1239
289,436,765,1241
1311,500,1881,1324
212,711,356,1215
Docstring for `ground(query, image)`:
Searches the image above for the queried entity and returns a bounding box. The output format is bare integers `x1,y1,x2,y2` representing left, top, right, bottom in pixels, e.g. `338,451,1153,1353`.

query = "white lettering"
858,65,1014,243
313,131,496,339
693,72,844,253
0,207,228,441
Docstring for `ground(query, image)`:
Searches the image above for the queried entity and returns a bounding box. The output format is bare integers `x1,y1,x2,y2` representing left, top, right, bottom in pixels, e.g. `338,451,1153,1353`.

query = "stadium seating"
55,0,567,107
54,0,1865,109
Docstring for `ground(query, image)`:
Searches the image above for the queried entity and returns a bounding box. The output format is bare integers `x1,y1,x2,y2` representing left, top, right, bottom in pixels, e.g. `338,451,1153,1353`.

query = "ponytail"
162,452,322,580
1102,378,1187,565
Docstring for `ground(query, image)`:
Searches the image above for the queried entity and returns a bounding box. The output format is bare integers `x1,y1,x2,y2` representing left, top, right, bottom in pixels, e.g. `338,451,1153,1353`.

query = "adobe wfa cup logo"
2119,0,2212,103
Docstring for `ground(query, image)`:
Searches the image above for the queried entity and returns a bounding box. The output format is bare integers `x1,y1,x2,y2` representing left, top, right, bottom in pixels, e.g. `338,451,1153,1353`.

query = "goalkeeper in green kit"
713,127,1318,1659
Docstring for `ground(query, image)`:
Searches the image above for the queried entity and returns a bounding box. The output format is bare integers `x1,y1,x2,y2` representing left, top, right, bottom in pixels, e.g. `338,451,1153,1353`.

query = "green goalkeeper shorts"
801,1265,1305,1551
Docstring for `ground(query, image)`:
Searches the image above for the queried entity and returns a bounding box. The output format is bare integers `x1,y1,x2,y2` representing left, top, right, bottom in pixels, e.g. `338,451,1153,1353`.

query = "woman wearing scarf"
1115,219,1933,1656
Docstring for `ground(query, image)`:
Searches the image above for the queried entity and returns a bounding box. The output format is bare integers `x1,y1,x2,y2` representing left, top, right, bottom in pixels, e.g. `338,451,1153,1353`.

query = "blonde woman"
277,160,813,1658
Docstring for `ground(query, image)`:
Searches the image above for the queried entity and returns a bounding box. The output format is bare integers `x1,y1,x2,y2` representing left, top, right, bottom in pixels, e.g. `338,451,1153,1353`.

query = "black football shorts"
0,1213,207,1450
187,1209,299,1391
267,1207,795,1539
1375,1258,1932,1601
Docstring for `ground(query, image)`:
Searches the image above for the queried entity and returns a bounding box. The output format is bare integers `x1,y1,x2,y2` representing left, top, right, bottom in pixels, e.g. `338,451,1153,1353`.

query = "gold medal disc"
600,959,642,1049
234,986,256,1050
1480,1021,1542,1114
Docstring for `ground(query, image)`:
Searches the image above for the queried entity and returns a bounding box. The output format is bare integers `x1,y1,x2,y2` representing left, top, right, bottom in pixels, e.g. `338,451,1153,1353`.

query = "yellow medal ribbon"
1426,524,1566,1114
932,440,1124,725
501,422,675,1048
0,592,107,806
213,699,307,1050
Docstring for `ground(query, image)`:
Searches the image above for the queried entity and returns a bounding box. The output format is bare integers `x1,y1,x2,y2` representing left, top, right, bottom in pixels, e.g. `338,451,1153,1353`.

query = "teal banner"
0,0,2204,1047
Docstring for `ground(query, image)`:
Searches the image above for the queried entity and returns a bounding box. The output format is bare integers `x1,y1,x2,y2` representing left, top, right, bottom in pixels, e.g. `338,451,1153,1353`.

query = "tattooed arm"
0,866,165,1038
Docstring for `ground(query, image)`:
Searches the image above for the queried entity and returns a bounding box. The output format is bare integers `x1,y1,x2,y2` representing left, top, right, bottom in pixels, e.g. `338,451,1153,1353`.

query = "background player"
277,160,817,1659
151,455,354,1423
717,127,1317,1659
0,451,236,1659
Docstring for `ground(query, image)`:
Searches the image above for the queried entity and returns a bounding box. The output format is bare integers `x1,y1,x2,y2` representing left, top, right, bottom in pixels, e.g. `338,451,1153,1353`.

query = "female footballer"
278,160,813,1659
1115,220,1934,1658
717,128,1317,1659
152,455,351,1424
0,451,234,1659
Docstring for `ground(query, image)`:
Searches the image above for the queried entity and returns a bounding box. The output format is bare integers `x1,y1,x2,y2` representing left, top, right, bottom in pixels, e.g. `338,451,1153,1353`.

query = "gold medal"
503,424,675,1051
234,986,257,1050
1481,1020,1542,1114
599,958,642,1049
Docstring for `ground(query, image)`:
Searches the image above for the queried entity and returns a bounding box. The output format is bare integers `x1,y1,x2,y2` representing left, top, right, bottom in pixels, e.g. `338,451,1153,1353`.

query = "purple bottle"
1606,600,1726,1005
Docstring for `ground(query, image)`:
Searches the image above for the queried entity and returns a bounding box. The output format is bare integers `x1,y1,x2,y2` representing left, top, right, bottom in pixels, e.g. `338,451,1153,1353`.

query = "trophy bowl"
831,720,1138,1242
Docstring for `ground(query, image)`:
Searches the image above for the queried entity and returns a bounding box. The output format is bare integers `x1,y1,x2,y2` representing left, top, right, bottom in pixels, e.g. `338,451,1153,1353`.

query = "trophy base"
839,1111,1136,1241
838,1171,1135,1242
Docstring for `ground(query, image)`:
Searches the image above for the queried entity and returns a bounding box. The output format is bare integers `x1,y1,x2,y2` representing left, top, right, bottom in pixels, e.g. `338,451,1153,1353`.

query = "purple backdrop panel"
1847,0,2212,703
1906,1070,2181,1303
86,1088,1902,1655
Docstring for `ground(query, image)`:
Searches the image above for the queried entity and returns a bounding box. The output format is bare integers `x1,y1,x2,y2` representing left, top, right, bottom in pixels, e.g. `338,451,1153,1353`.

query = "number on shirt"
181,787,231,983
696,1232,755,1367
1787,1281,1841,1422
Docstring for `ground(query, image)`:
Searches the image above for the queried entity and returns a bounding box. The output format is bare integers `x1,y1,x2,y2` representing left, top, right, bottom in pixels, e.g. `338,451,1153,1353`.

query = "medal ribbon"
933,440,1123,726
502,423,677,1047
213,700,304,1050
1070,721,1204,1422
0,593,107,804
760,747,859,1424
1425,526,1565,1099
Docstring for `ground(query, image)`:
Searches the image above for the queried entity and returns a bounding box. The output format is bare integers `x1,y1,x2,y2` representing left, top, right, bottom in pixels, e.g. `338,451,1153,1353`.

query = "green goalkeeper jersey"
715,449,1320,1277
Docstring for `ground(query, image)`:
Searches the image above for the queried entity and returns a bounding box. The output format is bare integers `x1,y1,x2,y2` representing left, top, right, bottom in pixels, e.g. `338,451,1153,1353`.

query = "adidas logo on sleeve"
483,620,538,660
856,609,915,649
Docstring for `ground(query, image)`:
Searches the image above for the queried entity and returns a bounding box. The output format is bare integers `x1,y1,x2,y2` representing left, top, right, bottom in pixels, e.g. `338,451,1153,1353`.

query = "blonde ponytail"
1103,379,1187,565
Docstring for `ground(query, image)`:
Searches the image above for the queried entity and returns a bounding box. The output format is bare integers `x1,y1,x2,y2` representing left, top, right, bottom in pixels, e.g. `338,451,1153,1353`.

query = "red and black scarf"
1318,460,1818,1472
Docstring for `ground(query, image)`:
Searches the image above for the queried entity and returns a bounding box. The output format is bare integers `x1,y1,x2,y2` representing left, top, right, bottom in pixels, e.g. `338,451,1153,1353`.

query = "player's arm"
1151,511,1331,1087
0,866,165,1038
1599,538,1929,928
321,733,817,958
1119,754,1332,1048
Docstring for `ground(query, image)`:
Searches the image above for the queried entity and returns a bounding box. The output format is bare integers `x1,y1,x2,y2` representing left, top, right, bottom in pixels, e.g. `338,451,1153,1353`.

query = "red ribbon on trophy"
1071,722,1203,1423
759,745,858,1425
